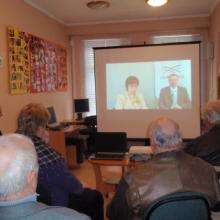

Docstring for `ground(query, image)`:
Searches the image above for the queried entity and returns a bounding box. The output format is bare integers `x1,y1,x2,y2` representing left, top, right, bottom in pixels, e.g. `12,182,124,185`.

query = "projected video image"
106,60,192,110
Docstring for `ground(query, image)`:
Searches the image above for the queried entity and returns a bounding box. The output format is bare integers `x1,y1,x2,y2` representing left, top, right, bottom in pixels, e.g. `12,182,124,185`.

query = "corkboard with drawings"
8,27,67,94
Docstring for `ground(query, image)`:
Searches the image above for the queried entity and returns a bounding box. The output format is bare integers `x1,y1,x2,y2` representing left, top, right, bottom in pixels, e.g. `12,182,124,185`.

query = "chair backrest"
84,115,97,128
144,192,211,220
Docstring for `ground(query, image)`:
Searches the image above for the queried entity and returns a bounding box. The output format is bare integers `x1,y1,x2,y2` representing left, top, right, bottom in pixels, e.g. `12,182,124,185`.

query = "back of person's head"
0,133,39,198
125,76,139,89
203,100,220,126
148,117,182,151
17,103,50,137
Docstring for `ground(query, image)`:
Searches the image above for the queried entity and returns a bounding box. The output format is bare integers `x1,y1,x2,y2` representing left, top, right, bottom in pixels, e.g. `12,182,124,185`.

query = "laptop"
47,106,69,130
92,132,127,160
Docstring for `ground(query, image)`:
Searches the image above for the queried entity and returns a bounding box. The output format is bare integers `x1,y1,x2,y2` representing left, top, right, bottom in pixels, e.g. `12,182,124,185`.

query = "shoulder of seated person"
43,206,91,219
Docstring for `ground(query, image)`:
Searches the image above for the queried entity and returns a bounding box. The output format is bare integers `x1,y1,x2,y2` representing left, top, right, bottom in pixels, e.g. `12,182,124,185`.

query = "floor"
71,160,122,220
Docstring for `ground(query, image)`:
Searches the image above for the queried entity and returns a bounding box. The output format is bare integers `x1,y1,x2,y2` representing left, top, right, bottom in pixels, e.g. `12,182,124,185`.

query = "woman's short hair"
125,76,139,90
0,134,39,196
17,103,50,137
203,100,220,124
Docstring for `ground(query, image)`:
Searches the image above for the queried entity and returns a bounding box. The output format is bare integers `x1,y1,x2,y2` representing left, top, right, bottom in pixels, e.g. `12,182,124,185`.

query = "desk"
49,125,82,168
61,120,85,126
88,156,130,196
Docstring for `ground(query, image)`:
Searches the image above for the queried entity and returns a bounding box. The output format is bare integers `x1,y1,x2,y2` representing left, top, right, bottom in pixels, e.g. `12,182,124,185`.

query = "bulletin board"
8,27,67,94
8,27,30,94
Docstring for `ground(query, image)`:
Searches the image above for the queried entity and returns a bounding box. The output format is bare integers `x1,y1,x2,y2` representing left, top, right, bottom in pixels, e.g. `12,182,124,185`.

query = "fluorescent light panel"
147,0,168,7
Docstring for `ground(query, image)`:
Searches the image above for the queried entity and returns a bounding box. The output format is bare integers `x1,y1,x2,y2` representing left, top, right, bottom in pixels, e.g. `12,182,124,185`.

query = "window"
84,38,129,115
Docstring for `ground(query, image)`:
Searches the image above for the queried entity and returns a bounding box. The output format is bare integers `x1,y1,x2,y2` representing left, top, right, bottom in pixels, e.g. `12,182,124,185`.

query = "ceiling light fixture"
86,1,110,10
146,0,168,7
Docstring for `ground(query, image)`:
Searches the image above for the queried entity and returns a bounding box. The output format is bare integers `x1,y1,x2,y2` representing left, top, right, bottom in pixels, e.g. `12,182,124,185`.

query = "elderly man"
107,117,220,220
184,100,220,165
0,133,90,220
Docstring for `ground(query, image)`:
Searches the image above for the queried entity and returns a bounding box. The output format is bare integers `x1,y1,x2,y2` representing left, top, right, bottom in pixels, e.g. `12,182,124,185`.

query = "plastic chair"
144,192,211,220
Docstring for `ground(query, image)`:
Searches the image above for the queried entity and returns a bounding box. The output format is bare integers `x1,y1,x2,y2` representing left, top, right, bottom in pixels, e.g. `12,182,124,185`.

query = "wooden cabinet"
48,126,78,168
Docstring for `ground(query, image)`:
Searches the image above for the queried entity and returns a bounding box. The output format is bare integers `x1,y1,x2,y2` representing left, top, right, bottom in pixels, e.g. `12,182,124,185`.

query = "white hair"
0,134,39,196
203,100,220,124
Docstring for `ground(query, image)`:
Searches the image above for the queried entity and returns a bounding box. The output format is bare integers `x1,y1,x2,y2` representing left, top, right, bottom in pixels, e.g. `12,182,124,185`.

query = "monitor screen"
47,106,57,124
74,99,89,113
94,132,127,153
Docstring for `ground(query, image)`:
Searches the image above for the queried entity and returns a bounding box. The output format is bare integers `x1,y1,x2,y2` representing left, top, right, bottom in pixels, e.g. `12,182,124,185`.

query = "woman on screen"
115,75,147,110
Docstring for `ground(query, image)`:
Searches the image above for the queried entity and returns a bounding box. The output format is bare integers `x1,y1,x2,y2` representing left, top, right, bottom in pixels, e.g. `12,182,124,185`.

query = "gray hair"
17,103,50,138
203,100,220,124
0,134,39,196
149,117,182,149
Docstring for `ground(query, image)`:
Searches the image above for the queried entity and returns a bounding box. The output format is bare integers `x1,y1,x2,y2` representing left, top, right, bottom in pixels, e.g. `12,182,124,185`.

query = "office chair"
143,191,211,220
79,115,97,156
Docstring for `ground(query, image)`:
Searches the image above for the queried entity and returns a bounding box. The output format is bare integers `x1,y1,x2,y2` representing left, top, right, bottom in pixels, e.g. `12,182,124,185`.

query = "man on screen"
159,73,191,109
115,75,147,110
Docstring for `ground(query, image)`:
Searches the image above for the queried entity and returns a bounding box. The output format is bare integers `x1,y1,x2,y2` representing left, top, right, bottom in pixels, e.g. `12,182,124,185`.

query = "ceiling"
24,0,220,26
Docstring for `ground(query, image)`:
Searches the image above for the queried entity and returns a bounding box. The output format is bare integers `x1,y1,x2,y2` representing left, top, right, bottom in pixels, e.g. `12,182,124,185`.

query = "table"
49,125,82,168
88,156,130,197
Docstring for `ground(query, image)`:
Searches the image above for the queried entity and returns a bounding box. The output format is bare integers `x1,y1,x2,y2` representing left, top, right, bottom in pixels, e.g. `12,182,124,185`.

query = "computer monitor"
74,99,89,120
47,106,57,124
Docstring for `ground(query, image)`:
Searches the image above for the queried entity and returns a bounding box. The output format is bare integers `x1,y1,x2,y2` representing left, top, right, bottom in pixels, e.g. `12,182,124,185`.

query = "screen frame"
94,42,201,139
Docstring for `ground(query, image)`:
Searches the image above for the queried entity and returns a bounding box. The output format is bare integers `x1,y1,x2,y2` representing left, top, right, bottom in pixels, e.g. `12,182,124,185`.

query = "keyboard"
94,152,125,160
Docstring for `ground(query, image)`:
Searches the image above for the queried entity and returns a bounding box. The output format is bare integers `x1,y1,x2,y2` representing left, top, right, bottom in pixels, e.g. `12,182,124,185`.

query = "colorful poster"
8,27,68,94
56,46,68,91
8,27,30,94
30,36,57,93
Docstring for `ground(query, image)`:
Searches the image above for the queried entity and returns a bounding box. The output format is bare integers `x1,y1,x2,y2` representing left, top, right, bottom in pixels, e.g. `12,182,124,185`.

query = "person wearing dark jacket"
16,103,104,220
159,73,191,109
184,100,220,166
107,117,220,220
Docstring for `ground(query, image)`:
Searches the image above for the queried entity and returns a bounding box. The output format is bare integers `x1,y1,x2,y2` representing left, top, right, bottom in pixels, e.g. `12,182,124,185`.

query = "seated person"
184,100,220,165
16,103,104,220
107,117,220,220
0,133,90,220
159,73,191,109
115,75,147,109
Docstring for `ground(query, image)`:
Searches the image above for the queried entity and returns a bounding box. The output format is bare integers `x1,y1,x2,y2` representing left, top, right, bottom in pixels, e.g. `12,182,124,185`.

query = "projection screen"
94,43,200,138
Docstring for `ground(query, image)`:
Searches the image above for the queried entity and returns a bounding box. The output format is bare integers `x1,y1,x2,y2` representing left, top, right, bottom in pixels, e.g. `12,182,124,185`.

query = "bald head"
149,117,182,151
0,134,39,198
